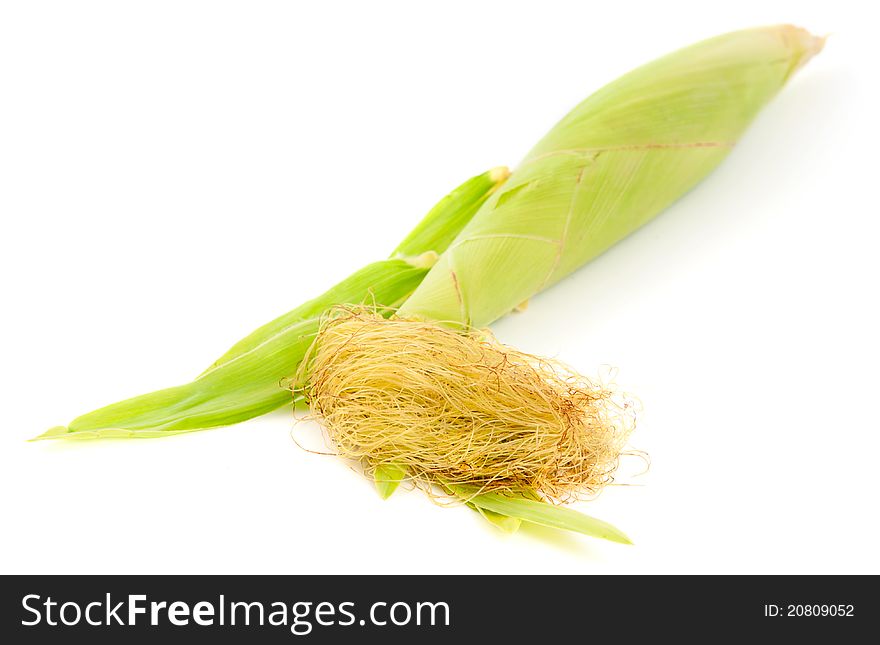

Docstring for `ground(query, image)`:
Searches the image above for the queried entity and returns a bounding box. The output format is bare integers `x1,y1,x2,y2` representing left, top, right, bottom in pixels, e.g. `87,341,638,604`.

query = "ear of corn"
36,26,823,544
399,25,823,327
36,169,508,440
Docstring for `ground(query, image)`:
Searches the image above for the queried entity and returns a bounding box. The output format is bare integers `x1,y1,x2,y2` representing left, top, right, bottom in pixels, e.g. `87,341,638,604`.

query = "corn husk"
400,25,824,327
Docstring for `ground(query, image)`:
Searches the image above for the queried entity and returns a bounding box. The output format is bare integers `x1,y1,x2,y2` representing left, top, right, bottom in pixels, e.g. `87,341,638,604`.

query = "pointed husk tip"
776,24,826,73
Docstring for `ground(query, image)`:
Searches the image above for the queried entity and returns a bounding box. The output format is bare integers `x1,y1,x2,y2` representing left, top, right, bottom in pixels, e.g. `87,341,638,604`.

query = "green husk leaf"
374,464,407,500
468,504,523,533
451,486,632,544
36,168,507,441
205,167,507,372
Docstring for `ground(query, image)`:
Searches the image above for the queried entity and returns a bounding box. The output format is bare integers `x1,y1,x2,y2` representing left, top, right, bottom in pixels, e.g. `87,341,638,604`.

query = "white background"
1,0,877,575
